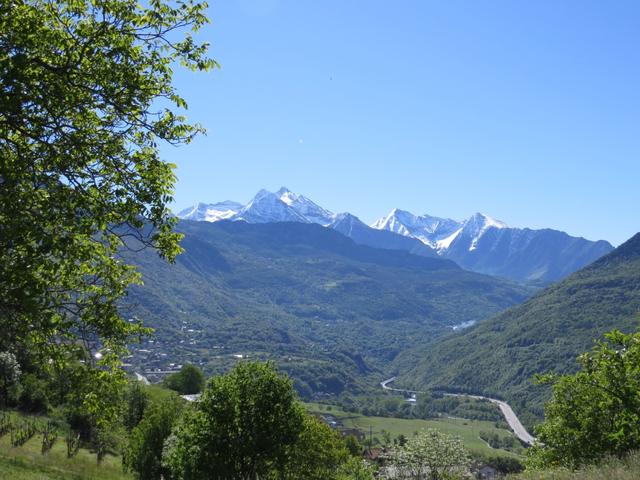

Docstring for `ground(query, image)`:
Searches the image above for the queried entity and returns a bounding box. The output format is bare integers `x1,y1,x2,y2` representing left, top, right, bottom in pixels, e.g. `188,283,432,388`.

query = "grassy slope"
396,232,640,426
0,387,179,480
305,403,522,458
0,434,130,480
509,452,640,480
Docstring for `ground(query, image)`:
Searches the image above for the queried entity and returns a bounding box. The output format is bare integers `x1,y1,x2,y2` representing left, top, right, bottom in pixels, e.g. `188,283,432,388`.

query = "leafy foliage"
124,395,183,480
272,415,350,480
390,428,470,480
123,381,149,432
162,364,204,395
527,328,640,468
512,451,640,480
0,351,21,406
163,361,305,479
336,457,376,480
0,0,214,428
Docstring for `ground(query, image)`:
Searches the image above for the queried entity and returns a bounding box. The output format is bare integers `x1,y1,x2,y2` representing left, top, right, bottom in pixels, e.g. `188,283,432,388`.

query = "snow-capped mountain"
330,212,437,258
372,209,612,283
371,209,509,253
233,189,311,224
178,188,614,283
178,187,335,226
178,188,437,259
277,187,335,226
177,200,243,222
371,209,462,250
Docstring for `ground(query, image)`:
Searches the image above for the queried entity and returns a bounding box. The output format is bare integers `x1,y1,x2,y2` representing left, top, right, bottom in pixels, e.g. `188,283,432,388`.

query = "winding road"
380,377,535,446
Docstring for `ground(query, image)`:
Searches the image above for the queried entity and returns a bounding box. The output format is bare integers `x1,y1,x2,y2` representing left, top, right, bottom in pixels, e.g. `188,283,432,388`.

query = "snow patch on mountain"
277,187,335,226
233,189,310,224
436,228,463,251
177,201,243,222
462,213,508,251
178,187,335,226
371,209,461,249
372,209,509,254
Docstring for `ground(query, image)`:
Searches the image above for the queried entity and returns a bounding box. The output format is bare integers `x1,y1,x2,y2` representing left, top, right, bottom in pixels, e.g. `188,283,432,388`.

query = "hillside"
121,220,531,399
395,233,640,426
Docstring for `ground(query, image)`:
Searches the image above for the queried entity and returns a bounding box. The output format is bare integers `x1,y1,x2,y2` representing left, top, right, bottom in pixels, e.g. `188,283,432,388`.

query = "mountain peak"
592,232,640,265
254,188,277,199
465,212,508,231
235,189,309,224
331,212,362,225
177,201,242,222
276,188,334,226
372,209,462,248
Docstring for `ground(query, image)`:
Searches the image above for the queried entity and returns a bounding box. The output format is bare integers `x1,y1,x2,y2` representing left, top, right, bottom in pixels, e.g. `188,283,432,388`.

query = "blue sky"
164,0,639,246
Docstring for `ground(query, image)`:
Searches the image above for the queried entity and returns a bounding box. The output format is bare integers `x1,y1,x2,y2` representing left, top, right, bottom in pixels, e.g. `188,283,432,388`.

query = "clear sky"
164,0,640,246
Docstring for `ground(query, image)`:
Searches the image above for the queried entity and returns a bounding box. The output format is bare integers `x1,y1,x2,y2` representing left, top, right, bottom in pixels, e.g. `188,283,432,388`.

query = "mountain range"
393,232,640,427
178,187,613,284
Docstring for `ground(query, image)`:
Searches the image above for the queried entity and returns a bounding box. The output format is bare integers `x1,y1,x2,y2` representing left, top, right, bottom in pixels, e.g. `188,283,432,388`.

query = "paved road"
135,372,151,385
380,377,535,445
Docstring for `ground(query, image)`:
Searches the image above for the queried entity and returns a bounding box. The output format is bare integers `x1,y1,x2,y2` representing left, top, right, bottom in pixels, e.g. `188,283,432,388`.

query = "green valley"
395,232,640,426
122,220,533,400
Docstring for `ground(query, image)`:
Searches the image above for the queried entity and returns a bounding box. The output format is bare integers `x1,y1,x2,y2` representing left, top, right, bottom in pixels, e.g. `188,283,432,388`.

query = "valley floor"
305,402,523,457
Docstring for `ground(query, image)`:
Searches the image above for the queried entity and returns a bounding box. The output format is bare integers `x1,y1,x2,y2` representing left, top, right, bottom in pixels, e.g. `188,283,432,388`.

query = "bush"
390,428,470,480
123,396,183,480
18,373,50,414
528,328,640,468
163,364,205,395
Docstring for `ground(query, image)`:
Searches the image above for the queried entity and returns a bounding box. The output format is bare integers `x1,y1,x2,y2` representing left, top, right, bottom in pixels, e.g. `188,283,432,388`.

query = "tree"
274,415,350,480
62,359,127,462
528,328,640,468
0,351,20,406
336,457,376,480
123,380,149,431
163,364,205,395
0,0,215,422
391,428,470,480
124,395,183,480
344,434,363,457
162,362,305,479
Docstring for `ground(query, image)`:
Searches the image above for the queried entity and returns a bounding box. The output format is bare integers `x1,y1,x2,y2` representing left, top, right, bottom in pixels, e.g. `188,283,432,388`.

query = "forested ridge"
396,232,640,426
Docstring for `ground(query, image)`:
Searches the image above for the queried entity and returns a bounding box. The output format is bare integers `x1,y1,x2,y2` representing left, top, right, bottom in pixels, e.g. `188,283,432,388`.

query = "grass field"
0,384,180,480
305,402,523,457
0,412,131,480
0,434,131,480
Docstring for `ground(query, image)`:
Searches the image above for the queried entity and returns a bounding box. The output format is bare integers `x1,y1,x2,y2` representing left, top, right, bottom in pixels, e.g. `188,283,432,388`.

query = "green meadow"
305,402,523,457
